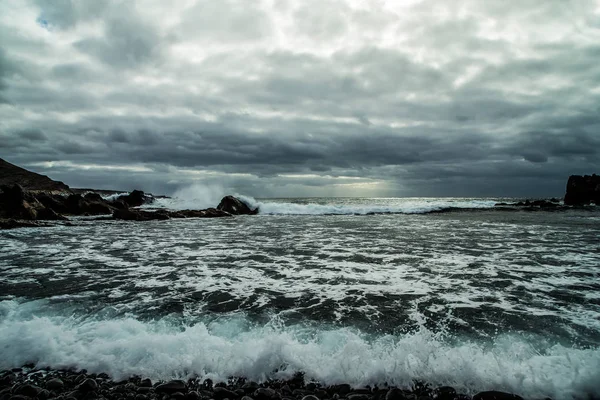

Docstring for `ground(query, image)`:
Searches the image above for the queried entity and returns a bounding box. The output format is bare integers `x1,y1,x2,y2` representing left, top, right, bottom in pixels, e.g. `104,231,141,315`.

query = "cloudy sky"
1,0,599,197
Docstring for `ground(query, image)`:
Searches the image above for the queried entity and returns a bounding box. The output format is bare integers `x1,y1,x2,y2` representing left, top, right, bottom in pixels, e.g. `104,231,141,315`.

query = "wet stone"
46,378,65,391
301,396,320,400
77,379,99,393
185,391,200,400
139,379,153,388
15,383,42,397
433,387,456,400
253,388,279,400
156,381,187,394
171,392,185,400
472,392,523,400
385,389,406,400
348,395,372,400
213,387,239,400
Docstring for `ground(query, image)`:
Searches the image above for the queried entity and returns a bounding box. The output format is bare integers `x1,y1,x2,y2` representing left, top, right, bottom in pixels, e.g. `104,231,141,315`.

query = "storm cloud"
1,0,599,197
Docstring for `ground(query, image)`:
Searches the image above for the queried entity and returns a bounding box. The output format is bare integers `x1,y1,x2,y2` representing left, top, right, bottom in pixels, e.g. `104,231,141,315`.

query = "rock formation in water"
217,195,259,215
564,174,600,205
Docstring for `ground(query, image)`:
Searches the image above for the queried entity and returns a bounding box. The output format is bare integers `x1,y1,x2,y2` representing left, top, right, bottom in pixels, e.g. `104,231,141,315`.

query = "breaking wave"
236,196,498,215
0,300,598,400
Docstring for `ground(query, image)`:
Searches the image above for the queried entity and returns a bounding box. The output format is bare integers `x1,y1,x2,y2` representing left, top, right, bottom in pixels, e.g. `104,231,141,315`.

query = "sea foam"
0,300,598,400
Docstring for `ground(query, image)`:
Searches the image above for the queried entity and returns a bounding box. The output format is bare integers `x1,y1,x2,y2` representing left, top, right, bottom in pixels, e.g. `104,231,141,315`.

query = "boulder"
564,174,600,205
83,192,104,202
217,195,258,215
117,190,151,208
155,380,187,394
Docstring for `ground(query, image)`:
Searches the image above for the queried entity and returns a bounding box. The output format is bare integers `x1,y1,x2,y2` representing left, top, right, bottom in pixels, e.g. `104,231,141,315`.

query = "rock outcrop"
217,195,258,215
564,174,600,205
116,189,153,207
0,158,71,194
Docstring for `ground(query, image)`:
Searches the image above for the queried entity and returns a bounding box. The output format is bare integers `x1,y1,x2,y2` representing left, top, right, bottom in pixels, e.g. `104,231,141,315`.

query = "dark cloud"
0,0,599,197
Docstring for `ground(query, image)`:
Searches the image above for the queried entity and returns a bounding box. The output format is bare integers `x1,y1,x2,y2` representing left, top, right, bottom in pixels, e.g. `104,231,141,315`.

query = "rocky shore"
0,181,258,229
0,367,531,400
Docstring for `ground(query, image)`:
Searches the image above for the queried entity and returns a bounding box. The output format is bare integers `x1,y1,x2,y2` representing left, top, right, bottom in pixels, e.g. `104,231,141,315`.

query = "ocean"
1,197,599,399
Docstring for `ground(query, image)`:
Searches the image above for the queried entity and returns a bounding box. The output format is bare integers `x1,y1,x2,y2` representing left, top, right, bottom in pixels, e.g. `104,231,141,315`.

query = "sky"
1,0,599,198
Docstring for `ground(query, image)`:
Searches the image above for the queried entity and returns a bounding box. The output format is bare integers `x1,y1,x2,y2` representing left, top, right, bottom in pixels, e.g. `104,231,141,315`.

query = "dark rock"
117,190,151,208
291,390,313,397
171,392,185,400
253,388,279,400
385,389,406,400
36,207,68,221
0,184,42,220
301,396,319,400
155,381,187,394
37,389,50,400
213,387,239,400
313,389,327,399
349,389,373,395
84,193,104,202
14,383,42,397
241,397,254,400
111,200,129,210
9,396,31,400
0,158,71,193
137,387,153,394
185,392,200,400
348,395,371,400
0,374,15,388
77,379,98,393
472,392,523,400
564,174,600,205
242,382,259,394
330,385,351,396
217,196,258,215
45,378,65,391
35,193,69,214
433,387,456,400
139,379,152,388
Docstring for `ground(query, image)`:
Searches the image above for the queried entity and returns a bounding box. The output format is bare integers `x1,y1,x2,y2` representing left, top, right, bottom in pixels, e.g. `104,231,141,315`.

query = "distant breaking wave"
232,196,498,216
145,185,500,215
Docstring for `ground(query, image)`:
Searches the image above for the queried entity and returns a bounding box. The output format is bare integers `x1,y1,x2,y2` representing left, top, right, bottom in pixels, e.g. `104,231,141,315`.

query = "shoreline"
0,366,531,400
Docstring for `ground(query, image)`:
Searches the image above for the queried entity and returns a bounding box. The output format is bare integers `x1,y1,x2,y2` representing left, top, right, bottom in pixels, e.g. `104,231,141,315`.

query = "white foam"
0,300,598,400
102,192,130,202
235,196,497,215
145,184,226,210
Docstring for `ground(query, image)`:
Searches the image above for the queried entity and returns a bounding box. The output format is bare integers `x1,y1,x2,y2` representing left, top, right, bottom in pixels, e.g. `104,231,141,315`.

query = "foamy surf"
148,189,499,215
0,300,598,400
